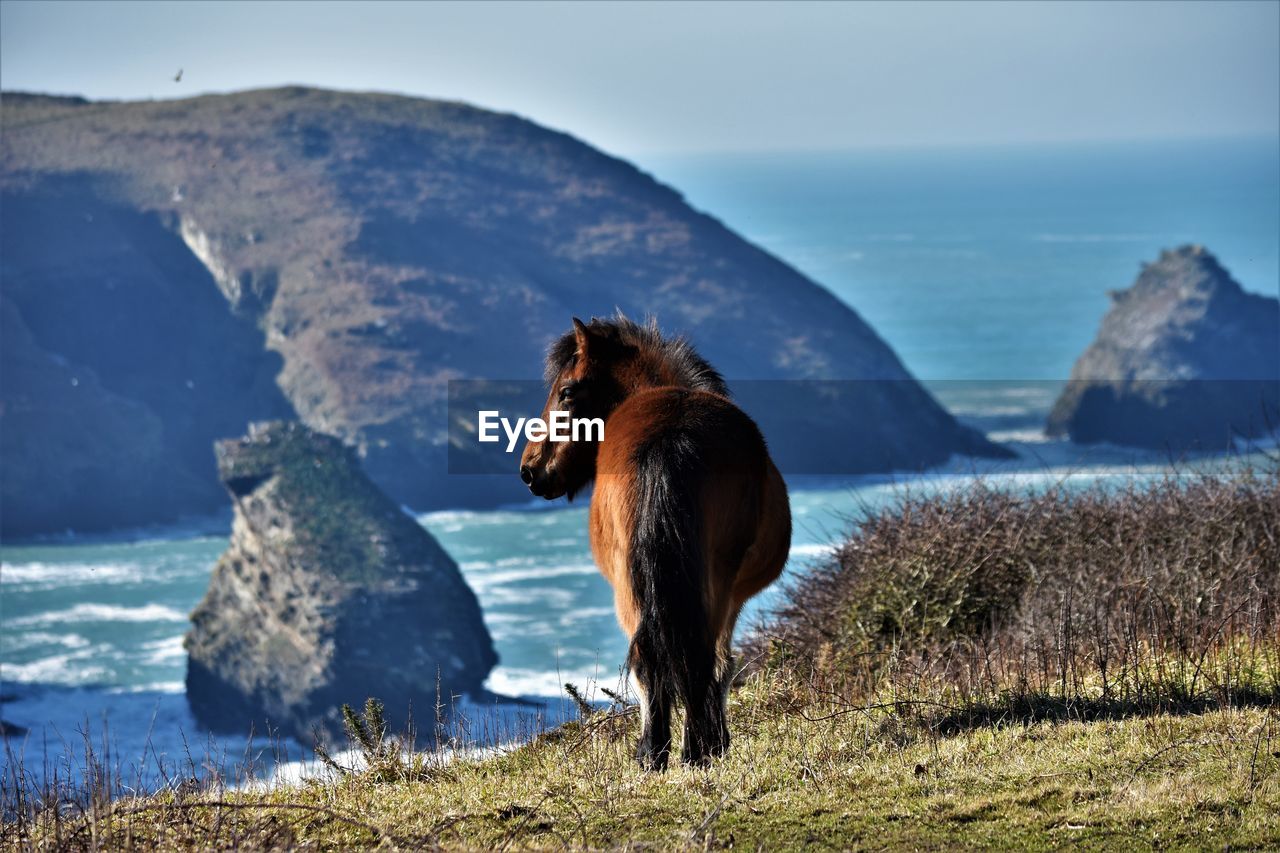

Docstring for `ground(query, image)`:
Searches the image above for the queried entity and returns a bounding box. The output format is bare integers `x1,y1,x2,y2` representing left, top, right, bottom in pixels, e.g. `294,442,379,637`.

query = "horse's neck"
622,351,692,394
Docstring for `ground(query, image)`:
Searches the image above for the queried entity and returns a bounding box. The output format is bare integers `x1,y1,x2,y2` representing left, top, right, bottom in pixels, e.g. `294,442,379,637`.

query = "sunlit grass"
6,668,1277,850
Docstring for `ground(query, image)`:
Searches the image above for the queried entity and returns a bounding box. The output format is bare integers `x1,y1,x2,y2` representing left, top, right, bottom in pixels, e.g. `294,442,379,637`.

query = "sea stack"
1047,246,1280,449
185,421,496,741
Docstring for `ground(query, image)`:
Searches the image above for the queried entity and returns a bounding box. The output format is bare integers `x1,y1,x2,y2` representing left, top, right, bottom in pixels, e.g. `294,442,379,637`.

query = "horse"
519,315,791,770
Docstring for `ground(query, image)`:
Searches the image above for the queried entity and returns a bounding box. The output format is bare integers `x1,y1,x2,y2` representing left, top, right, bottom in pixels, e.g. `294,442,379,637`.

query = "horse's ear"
572,317,591,358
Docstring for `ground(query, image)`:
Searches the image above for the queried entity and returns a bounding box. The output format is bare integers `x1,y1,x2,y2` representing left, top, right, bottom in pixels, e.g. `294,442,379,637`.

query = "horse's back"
593,387,790,612
595,386,768,489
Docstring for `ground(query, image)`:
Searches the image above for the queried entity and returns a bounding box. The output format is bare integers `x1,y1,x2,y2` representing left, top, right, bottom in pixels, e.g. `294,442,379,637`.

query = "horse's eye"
558,384,574,404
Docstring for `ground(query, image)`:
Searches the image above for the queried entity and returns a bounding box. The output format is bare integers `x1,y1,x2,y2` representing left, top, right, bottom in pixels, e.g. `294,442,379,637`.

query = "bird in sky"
174,68,183,83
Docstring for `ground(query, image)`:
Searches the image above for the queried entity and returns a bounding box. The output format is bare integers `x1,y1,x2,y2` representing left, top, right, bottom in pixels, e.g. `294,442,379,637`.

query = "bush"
748,463,1280,715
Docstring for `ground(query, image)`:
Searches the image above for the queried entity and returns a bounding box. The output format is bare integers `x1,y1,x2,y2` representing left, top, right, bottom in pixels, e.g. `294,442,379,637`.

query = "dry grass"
747,463,1280,724
3,673,1277,850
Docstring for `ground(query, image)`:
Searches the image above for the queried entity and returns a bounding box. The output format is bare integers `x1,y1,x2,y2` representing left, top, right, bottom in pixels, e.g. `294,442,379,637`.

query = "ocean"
2,137,1277,787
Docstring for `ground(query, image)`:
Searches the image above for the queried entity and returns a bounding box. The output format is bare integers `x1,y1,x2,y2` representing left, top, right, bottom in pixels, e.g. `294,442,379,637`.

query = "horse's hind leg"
680,634,727,766
711,606,745,755
694,604,743,762
629,648,672,771
682,547,749,764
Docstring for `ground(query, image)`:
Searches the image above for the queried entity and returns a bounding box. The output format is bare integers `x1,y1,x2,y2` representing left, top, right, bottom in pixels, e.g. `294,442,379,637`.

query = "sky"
1,0,1277,157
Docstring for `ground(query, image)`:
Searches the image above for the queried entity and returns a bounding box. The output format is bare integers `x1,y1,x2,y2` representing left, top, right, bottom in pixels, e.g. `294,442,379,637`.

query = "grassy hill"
1,88,1001,537
6,464,1277,849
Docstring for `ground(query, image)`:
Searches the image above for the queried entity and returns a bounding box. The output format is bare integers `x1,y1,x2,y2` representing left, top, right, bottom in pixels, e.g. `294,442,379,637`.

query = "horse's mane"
545,313,729,397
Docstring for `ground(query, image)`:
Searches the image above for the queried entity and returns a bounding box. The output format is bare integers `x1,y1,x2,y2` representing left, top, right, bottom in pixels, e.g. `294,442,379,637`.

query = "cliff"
1047,245,1280,449
1,87,1003,536
184,421,496,741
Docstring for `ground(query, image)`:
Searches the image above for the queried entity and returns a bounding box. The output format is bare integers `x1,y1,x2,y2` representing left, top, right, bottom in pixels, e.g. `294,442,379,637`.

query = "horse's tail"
627,429,722,760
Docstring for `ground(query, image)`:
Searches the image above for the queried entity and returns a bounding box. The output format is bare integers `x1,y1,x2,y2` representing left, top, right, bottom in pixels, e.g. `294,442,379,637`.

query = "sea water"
2,137,1277,787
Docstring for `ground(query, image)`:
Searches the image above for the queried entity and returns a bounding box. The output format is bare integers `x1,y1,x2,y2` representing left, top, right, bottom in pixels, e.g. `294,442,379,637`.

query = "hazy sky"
2,0,1277,156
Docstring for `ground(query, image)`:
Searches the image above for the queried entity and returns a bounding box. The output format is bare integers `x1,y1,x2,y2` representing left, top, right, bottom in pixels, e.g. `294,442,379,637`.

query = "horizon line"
3,83,1277,163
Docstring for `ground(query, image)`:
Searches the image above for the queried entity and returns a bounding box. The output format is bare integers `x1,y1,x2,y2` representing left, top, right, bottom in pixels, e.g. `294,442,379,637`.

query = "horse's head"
520,317,629,500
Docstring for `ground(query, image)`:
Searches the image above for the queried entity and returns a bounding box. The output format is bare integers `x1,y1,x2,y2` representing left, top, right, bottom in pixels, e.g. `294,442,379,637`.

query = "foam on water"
3,650,112,684
485,665,628,700
8,603,189,628
788,542,839,560
466,563,600,590
1,561,146,589
140,636,187,665
986,429,1054,444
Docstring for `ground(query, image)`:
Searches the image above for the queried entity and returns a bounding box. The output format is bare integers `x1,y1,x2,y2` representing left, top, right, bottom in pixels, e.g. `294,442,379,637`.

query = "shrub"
748,463,1280,715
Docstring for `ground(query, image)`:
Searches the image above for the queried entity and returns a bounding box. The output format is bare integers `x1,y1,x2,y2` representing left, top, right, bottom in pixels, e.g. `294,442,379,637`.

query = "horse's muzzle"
520,464,563,500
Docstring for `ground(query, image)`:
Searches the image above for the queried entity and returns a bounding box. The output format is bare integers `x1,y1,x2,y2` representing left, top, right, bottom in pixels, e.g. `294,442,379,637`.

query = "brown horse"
519,315,791,770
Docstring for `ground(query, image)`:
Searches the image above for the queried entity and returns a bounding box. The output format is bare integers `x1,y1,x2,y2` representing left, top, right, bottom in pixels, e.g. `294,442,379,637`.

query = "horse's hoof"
680,744,714,767
636,743,669,772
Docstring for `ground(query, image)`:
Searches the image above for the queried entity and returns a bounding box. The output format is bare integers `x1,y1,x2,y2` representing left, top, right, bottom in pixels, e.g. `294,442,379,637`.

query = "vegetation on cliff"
185,421,496,742
7,463,1278,849
1,87,1001,536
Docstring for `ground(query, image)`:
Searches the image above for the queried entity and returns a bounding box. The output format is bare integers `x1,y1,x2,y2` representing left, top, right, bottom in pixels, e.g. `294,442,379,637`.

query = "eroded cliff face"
1047,246,1280,449
0,175,294,537
2,88,1003,535
185,421,495,741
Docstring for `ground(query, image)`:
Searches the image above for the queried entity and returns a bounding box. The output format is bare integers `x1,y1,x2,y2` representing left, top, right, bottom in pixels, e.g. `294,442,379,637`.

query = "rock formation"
185,421,496,741
2,88,1003,536
1047,246,1279,449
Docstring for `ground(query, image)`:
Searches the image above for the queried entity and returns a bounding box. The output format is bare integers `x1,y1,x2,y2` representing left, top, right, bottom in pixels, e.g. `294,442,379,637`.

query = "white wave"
466,563,598,591
419,507,540,527
789,542,837,559
0,631,91,652
1,561,144,588
2,650,109,683
1033,232,1155,243
988,386,1062,400
485,607,612,642
8,603,188,628
945,404,1045,417
484,619,531,641
106,680,186,694
986,429,1052,444
480,585,578,608
562,606,615,625
481,612,527,625
140,635,187,665
485,666,626,700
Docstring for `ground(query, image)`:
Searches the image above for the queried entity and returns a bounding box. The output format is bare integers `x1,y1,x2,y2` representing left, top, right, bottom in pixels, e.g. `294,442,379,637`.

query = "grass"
4,463,1279,849
3,673,1277,850
215,420,434,584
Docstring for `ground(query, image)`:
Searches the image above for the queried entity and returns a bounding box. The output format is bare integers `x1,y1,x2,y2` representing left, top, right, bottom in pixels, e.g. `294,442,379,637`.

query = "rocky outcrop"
1047,246,1280,449
185,421,496,741
2,88,1003,535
